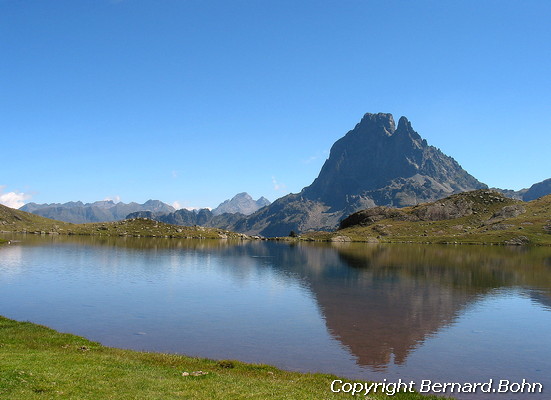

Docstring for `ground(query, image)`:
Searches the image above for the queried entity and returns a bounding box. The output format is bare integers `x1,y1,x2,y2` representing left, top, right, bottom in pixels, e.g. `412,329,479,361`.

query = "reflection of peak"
308,261,472,368
279,243,546,370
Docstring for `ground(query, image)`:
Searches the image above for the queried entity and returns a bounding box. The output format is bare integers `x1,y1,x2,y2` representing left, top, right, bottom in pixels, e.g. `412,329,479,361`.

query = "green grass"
303,191,551,246
0,316,446,400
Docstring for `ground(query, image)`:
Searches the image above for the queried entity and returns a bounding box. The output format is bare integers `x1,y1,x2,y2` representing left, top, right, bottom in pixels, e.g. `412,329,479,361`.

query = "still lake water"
1,234,550,399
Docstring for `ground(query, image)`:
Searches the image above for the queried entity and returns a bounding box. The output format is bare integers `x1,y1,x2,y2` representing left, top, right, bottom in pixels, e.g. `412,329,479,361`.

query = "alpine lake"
1,234,550,399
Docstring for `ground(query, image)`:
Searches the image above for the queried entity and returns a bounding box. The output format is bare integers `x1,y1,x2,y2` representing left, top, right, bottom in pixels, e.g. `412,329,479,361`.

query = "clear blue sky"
1,0,550,209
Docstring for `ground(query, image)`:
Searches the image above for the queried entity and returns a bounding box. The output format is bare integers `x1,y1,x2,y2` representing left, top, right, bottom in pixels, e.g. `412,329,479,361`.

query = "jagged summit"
354,112,396,136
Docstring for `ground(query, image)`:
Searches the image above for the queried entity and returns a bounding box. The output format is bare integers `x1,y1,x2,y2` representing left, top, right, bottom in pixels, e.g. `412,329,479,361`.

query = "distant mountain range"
18,112,550,236
20,193,271,225
126,193,271,227
20,200,176,224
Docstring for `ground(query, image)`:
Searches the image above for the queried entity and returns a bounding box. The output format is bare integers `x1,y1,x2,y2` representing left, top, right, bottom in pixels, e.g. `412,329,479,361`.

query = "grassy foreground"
0,316,446,400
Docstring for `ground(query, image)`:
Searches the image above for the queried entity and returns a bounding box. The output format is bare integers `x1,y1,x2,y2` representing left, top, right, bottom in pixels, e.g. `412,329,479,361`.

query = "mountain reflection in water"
262,242,551,370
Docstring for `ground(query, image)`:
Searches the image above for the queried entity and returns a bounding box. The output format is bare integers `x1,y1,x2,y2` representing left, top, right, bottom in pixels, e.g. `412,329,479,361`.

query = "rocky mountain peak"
212,192,271,216
397,116,411,130
303,113,484,210
233,192,253,200
256,197,271,207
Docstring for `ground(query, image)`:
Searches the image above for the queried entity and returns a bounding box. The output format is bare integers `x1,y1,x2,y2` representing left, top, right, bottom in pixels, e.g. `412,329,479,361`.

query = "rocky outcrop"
339,189,515,229
339,207,412,229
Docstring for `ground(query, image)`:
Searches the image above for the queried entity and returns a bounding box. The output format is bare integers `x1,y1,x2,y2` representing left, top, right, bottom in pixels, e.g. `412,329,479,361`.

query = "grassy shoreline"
0,316,446,399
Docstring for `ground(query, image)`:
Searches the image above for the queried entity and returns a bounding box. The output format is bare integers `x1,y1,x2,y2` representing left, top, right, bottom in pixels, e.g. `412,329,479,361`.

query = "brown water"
1,234,550,399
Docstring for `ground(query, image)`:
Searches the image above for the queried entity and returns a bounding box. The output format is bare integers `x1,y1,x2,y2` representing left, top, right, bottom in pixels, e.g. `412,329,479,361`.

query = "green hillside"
305,190,551,246
0,204,248,240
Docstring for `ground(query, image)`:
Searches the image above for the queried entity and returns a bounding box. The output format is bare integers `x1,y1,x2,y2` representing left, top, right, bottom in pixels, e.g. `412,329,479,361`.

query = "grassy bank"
0,316,446,400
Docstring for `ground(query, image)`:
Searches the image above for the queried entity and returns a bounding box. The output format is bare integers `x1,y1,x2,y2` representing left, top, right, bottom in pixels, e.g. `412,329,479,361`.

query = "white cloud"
104,195,121,203
172,201,211,211
171,170,179,179
184,206,211,211
0,186,32,209
272,176,286,191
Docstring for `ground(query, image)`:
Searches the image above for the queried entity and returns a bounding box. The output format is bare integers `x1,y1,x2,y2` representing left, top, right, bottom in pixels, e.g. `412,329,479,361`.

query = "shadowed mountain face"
496,177,551,201
523,178,551,201
304,114,484,208
126,208,216,227
224,113,487,236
